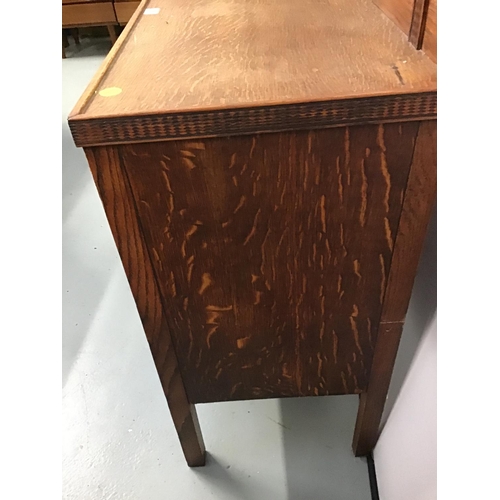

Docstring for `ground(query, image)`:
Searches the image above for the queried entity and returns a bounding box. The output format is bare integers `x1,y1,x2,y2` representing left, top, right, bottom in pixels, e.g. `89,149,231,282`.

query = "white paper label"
144,7,160,15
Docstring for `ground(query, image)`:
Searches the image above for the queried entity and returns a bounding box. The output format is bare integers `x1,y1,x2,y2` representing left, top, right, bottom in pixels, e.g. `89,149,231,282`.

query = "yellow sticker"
99,87,122,97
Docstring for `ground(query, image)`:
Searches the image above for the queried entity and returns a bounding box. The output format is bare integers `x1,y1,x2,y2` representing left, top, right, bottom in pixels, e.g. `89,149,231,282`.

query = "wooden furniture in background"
62,0,136,57
69,0,437,466
63,28,82,59
62,31,69,59
114,0,141,25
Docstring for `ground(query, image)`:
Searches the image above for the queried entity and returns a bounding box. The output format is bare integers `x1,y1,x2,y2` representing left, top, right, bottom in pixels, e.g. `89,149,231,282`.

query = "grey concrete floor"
62,37,372,500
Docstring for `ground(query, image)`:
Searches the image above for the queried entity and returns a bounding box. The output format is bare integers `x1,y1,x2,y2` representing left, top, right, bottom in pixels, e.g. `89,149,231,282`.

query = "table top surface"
70,0,436,123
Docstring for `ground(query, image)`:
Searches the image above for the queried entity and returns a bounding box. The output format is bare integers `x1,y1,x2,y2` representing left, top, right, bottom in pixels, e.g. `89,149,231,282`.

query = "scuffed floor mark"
266,416,292,431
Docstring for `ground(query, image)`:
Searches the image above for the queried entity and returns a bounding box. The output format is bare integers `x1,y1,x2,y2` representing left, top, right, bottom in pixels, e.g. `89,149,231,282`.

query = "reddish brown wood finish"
408,0,430,48
68,0,437,467
69,93,436,148
118,123,418,403
352,120,436,456
62,2,116,27
421,0,436,62
84,146,206,466
374,0,436,60
373,0,415,36
114,0,140,25
69,0,437,133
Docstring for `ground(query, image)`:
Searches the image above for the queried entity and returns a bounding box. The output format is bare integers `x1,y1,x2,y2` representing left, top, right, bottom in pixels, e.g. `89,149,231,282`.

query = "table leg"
352,121,437,456
85,146,206,467
352,322,403,456
63,30,69,58
107,24,118,44
71,28,80,45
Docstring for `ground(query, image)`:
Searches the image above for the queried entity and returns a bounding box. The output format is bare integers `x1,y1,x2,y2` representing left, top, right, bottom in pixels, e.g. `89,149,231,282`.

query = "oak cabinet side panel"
119,124,418,403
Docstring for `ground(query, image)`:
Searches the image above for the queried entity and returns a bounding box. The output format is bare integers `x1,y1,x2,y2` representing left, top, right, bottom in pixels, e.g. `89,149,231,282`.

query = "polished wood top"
69,0,436,146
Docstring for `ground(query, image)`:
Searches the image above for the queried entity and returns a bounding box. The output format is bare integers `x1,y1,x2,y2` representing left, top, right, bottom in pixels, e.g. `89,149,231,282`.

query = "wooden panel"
62,2,116,27
115,1,140,24
352,120,436,456
118,122,419,403
71,0,436,123
422,0,436,62
373,0,414,36
85,146,206,466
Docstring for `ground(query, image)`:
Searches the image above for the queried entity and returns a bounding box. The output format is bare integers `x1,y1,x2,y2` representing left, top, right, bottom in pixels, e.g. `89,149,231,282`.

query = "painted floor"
62,36,372,500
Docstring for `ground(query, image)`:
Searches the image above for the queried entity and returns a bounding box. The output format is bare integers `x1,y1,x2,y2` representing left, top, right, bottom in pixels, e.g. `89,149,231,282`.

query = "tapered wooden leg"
352,322,403,456
107,24,118,44
71,28,80,45
162,367,206,466
352,121,437,456
62,44,66,59
85,146,206,467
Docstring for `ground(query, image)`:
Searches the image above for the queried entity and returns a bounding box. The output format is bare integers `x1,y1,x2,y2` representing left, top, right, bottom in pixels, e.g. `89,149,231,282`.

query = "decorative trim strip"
69,91,436,147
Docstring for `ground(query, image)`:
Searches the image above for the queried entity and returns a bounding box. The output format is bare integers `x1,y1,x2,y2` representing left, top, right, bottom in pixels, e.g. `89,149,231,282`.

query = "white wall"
374,208,437,500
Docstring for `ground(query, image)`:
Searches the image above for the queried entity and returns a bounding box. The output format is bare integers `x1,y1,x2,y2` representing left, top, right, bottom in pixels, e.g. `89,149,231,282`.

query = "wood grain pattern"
352,120,436,456
62,2,116,27
117,123,418,403
373,0,414,36
71,0,436,123
67,0,148,117
378,120,436,323
69,92,436,148
422,0,436,62
70,0,437,465
85,146,206,466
